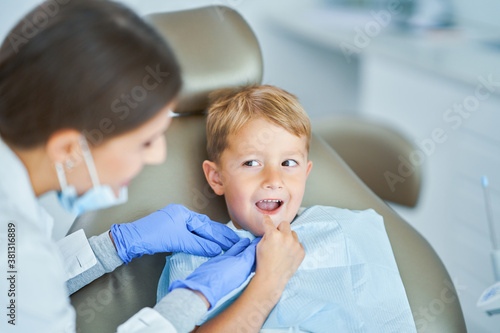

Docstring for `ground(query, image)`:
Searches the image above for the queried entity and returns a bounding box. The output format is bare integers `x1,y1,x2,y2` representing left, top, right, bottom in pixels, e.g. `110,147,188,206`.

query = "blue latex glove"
169,237,261,309
110,204,240,263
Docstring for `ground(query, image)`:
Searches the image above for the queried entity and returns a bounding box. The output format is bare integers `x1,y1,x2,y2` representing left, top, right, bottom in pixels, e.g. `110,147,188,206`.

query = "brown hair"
206,85,311,163
0,0,181,148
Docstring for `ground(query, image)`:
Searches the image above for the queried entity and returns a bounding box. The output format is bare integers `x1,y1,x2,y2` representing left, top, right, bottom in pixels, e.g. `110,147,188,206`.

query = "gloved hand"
169,237,261,309
110,204,240,264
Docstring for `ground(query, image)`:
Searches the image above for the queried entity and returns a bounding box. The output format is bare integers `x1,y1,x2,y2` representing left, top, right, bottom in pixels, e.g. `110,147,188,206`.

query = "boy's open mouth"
255,199,283,214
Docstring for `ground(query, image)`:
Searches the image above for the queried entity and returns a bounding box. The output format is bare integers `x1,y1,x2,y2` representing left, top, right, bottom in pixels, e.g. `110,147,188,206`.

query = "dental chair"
313,116,422,208
69,6,466,332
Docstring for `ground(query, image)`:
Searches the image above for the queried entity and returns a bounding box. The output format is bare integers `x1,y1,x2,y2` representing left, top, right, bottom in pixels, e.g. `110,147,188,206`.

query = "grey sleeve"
67,230,124,295
154,288,207,333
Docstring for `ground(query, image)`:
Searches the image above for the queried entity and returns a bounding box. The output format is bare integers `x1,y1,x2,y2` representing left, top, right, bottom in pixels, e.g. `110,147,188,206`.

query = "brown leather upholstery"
69,6,466,333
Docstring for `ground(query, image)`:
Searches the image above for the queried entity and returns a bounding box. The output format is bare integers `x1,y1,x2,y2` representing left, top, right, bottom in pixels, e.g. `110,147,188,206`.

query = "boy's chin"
262,215,282,229
256,214,294,235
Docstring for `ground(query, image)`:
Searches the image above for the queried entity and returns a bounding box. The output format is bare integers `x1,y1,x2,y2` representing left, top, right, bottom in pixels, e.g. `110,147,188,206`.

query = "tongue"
256,201,279,211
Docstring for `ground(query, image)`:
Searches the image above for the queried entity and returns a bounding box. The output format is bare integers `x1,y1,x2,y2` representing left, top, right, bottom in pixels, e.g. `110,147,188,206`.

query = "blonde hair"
206,85,311,163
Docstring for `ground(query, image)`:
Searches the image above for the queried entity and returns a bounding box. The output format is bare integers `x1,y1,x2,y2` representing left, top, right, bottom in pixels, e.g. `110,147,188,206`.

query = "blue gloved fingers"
180,234,224,257
187,212,240,250
239,237,260,272
191,222,239,251
155,205,222,256
203,220,241,249
250,237,262,245
161,204,239,251
238,237,260,259
168,237,262,309
110,224,128,263
110,223,142,264
222,238,251,257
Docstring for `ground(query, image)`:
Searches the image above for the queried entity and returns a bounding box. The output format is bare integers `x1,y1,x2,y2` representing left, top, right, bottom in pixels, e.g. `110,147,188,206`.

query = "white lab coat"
0,138,177,333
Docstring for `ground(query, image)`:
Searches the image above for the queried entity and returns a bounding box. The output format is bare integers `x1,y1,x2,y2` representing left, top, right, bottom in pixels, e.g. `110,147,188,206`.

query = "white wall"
451,0,500,35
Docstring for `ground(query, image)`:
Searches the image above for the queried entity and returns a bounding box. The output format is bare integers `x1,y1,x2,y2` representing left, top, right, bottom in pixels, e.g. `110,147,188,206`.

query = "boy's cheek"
244,221,264,237
250,217,266,236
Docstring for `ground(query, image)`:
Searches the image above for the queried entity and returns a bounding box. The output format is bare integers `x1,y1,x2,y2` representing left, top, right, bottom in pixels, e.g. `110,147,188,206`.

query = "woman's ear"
202,160,225,195
46,129,84,167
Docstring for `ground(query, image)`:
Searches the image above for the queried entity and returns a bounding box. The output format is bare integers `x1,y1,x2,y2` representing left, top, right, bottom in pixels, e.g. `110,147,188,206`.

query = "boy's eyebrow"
235,149,261,157
236,150,305,158
283,150,306,158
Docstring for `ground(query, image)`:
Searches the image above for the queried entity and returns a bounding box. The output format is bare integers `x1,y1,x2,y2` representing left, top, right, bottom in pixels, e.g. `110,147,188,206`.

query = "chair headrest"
146,6,263,113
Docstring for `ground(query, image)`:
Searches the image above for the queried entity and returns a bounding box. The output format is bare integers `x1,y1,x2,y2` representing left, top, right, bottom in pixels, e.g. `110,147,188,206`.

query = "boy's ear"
202,160,225,195
306,160,313,178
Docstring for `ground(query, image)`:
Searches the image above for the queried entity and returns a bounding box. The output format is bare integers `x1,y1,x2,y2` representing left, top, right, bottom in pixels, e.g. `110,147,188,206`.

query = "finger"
245,238,261,272
222,238,250,257
190,214,240,250
262,215,276,235
209,222,240,247
184,234,223,257
238,237,260,256
277,219,291,233
238,237,260,261
291,230,299,242
248,237,261,248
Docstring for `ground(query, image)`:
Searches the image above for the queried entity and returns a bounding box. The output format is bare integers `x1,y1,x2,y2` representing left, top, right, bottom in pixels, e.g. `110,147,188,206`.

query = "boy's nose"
262,167,284,190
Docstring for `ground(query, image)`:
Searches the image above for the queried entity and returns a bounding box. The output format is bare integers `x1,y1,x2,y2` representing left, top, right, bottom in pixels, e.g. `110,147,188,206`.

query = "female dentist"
0,1,304,332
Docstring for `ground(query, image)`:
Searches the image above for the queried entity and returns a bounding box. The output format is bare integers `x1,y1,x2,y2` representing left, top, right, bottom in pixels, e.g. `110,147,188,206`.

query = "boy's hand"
110,204,240,264
255,215,305,291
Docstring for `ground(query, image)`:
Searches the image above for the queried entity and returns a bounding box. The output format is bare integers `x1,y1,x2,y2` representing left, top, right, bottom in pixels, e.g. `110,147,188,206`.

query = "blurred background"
2,1,500,332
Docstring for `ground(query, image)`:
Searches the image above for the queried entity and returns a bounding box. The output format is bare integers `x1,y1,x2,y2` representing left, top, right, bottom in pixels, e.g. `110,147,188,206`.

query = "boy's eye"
143,141,152,148
282,160,298,167
243,160,260,167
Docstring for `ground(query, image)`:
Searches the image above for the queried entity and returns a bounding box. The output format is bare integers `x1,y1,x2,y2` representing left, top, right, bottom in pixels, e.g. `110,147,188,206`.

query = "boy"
157,85,416,332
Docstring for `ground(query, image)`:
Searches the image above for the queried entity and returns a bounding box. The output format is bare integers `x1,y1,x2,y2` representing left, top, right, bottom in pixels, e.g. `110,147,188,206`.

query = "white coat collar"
0,138,54,237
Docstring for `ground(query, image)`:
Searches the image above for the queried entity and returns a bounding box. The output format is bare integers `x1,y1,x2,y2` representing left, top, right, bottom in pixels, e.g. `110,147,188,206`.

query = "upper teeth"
261,200,281,202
